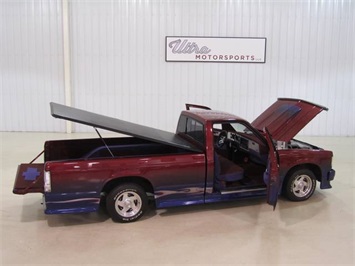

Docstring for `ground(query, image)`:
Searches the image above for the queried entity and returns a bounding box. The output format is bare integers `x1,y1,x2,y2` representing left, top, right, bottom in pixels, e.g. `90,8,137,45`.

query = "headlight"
44,171,51,192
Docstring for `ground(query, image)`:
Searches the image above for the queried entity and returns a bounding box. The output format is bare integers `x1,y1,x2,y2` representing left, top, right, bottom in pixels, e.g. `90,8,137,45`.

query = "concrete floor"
1,132,354,265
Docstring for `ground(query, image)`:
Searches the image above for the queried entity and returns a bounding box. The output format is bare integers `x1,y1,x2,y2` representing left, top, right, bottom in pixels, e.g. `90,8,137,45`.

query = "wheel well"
284,164,322,183
101,176,155,197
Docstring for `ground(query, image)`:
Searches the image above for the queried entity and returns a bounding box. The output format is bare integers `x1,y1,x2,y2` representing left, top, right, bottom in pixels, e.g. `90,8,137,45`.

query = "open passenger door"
264,128,280,209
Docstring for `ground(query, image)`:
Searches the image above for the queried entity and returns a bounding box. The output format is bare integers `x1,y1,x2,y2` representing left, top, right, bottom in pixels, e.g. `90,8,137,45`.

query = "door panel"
264,128,280,209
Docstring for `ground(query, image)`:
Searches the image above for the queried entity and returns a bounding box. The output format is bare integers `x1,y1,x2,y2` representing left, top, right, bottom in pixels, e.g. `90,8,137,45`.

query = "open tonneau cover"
50,103,202,152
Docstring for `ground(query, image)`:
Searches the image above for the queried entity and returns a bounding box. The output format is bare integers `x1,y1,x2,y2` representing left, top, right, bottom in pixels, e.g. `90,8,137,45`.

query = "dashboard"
215,130,267,165
227,132,260,153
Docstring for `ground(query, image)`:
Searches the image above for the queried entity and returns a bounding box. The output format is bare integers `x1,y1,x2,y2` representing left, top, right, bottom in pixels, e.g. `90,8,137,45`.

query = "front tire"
106,183,148,223
283,169,316,201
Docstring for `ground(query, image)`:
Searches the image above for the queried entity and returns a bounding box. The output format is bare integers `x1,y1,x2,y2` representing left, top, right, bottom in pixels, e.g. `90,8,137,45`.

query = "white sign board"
166,37,266,63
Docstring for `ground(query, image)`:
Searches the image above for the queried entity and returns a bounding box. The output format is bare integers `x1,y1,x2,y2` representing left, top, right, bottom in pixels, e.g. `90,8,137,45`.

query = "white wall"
1,0,354,136
1,0,65,132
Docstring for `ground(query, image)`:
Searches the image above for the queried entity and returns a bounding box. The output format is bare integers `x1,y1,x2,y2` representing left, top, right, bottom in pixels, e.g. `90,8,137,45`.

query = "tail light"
44,171,51,192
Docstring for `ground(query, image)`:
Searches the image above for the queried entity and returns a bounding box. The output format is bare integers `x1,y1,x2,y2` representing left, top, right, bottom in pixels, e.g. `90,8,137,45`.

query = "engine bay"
277,139,322,150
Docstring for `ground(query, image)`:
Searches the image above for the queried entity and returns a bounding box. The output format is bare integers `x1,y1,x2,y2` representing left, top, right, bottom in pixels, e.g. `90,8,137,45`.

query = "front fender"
278,150,334,189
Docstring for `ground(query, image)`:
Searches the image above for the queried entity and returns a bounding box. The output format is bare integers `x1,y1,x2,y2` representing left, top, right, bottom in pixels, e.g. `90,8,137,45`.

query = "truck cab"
176,106,276,207
177,101,334,208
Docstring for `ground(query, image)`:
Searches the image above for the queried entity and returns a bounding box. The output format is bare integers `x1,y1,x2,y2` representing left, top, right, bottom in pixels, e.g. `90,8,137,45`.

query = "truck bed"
44,137,194,162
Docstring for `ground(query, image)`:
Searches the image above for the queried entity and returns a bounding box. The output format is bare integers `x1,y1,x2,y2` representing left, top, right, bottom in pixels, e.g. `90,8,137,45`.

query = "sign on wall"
166,37,266,63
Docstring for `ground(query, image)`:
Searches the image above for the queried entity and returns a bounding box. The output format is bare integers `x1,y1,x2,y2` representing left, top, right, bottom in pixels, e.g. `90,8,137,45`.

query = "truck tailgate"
13,164,44,194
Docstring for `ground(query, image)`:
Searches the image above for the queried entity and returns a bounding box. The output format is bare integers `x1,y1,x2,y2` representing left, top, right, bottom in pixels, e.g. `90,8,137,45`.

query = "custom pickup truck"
13,98,335,223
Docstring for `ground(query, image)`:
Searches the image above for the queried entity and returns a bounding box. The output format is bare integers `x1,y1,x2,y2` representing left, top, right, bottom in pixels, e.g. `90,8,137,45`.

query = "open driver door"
264,128,280,209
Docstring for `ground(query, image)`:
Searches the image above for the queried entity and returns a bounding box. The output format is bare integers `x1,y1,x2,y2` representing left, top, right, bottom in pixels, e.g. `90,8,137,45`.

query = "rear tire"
283,169,316,201
106,183,148,223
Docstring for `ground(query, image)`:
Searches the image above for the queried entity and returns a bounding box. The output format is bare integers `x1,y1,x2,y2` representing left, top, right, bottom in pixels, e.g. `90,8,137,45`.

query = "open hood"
50,103,202,152
251,98,328,142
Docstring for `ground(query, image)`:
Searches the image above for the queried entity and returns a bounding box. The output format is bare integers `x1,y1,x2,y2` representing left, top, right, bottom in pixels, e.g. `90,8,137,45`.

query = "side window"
186,119,204,144
177,115,205,145
177,115,187,133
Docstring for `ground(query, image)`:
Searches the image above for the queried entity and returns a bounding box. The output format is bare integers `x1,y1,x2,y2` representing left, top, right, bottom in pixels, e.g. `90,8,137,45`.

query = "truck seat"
215,154,244,185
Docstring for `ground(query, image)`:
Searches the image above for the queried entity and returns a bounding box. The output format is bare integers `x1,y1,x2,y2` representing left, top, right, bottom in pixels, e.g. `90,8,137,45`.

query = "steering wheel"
216,131,228,148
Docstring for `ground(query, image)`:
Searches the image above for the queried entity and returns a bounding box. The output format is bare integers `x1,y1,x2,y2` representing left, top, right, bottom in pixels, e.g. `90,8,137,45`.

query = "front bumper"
320,169,336,189
327,169,336,181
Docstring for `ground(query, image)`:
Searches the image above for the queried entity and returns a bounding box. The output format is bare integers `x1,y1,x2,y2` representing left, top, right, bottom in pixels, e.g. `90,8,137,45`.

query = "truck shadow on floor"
45,199,259,227
277,191,329,226
157,197,267,218
46,209,110,227
45,199,263,227
19,199,110,226
156,192,328,225
25,192,328,227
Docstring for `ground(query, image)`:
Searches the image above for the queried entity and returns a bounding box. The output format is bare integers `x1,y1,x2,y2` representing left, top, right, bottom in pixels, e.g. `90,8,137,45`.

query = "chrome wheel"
292,174,313,198
106,184,148,223
115,191,142,218
283,169,316,201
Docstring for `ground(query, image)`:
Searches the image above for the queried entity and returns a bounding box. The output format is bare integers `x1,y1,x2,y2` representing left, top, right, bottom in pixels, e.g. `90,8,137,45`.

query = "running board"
221,187,266,195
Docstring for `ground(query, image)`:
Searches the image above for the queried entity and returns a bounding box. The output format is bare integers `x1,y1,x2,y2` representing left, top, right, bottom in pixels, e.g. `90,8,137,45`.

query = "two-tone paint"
44,152,206,213
13,98,335,216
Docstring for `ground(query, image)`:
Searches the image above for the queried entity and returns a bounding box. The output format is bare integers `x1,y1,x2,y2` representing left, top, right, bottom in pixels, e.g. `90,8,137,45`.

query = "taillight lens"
44,171,51,192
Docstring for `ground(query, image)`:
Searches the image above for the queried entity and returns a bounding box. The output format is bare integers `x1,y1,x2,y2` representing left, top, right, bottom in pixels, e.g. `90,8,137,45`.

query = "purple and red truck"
13,98,335,222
